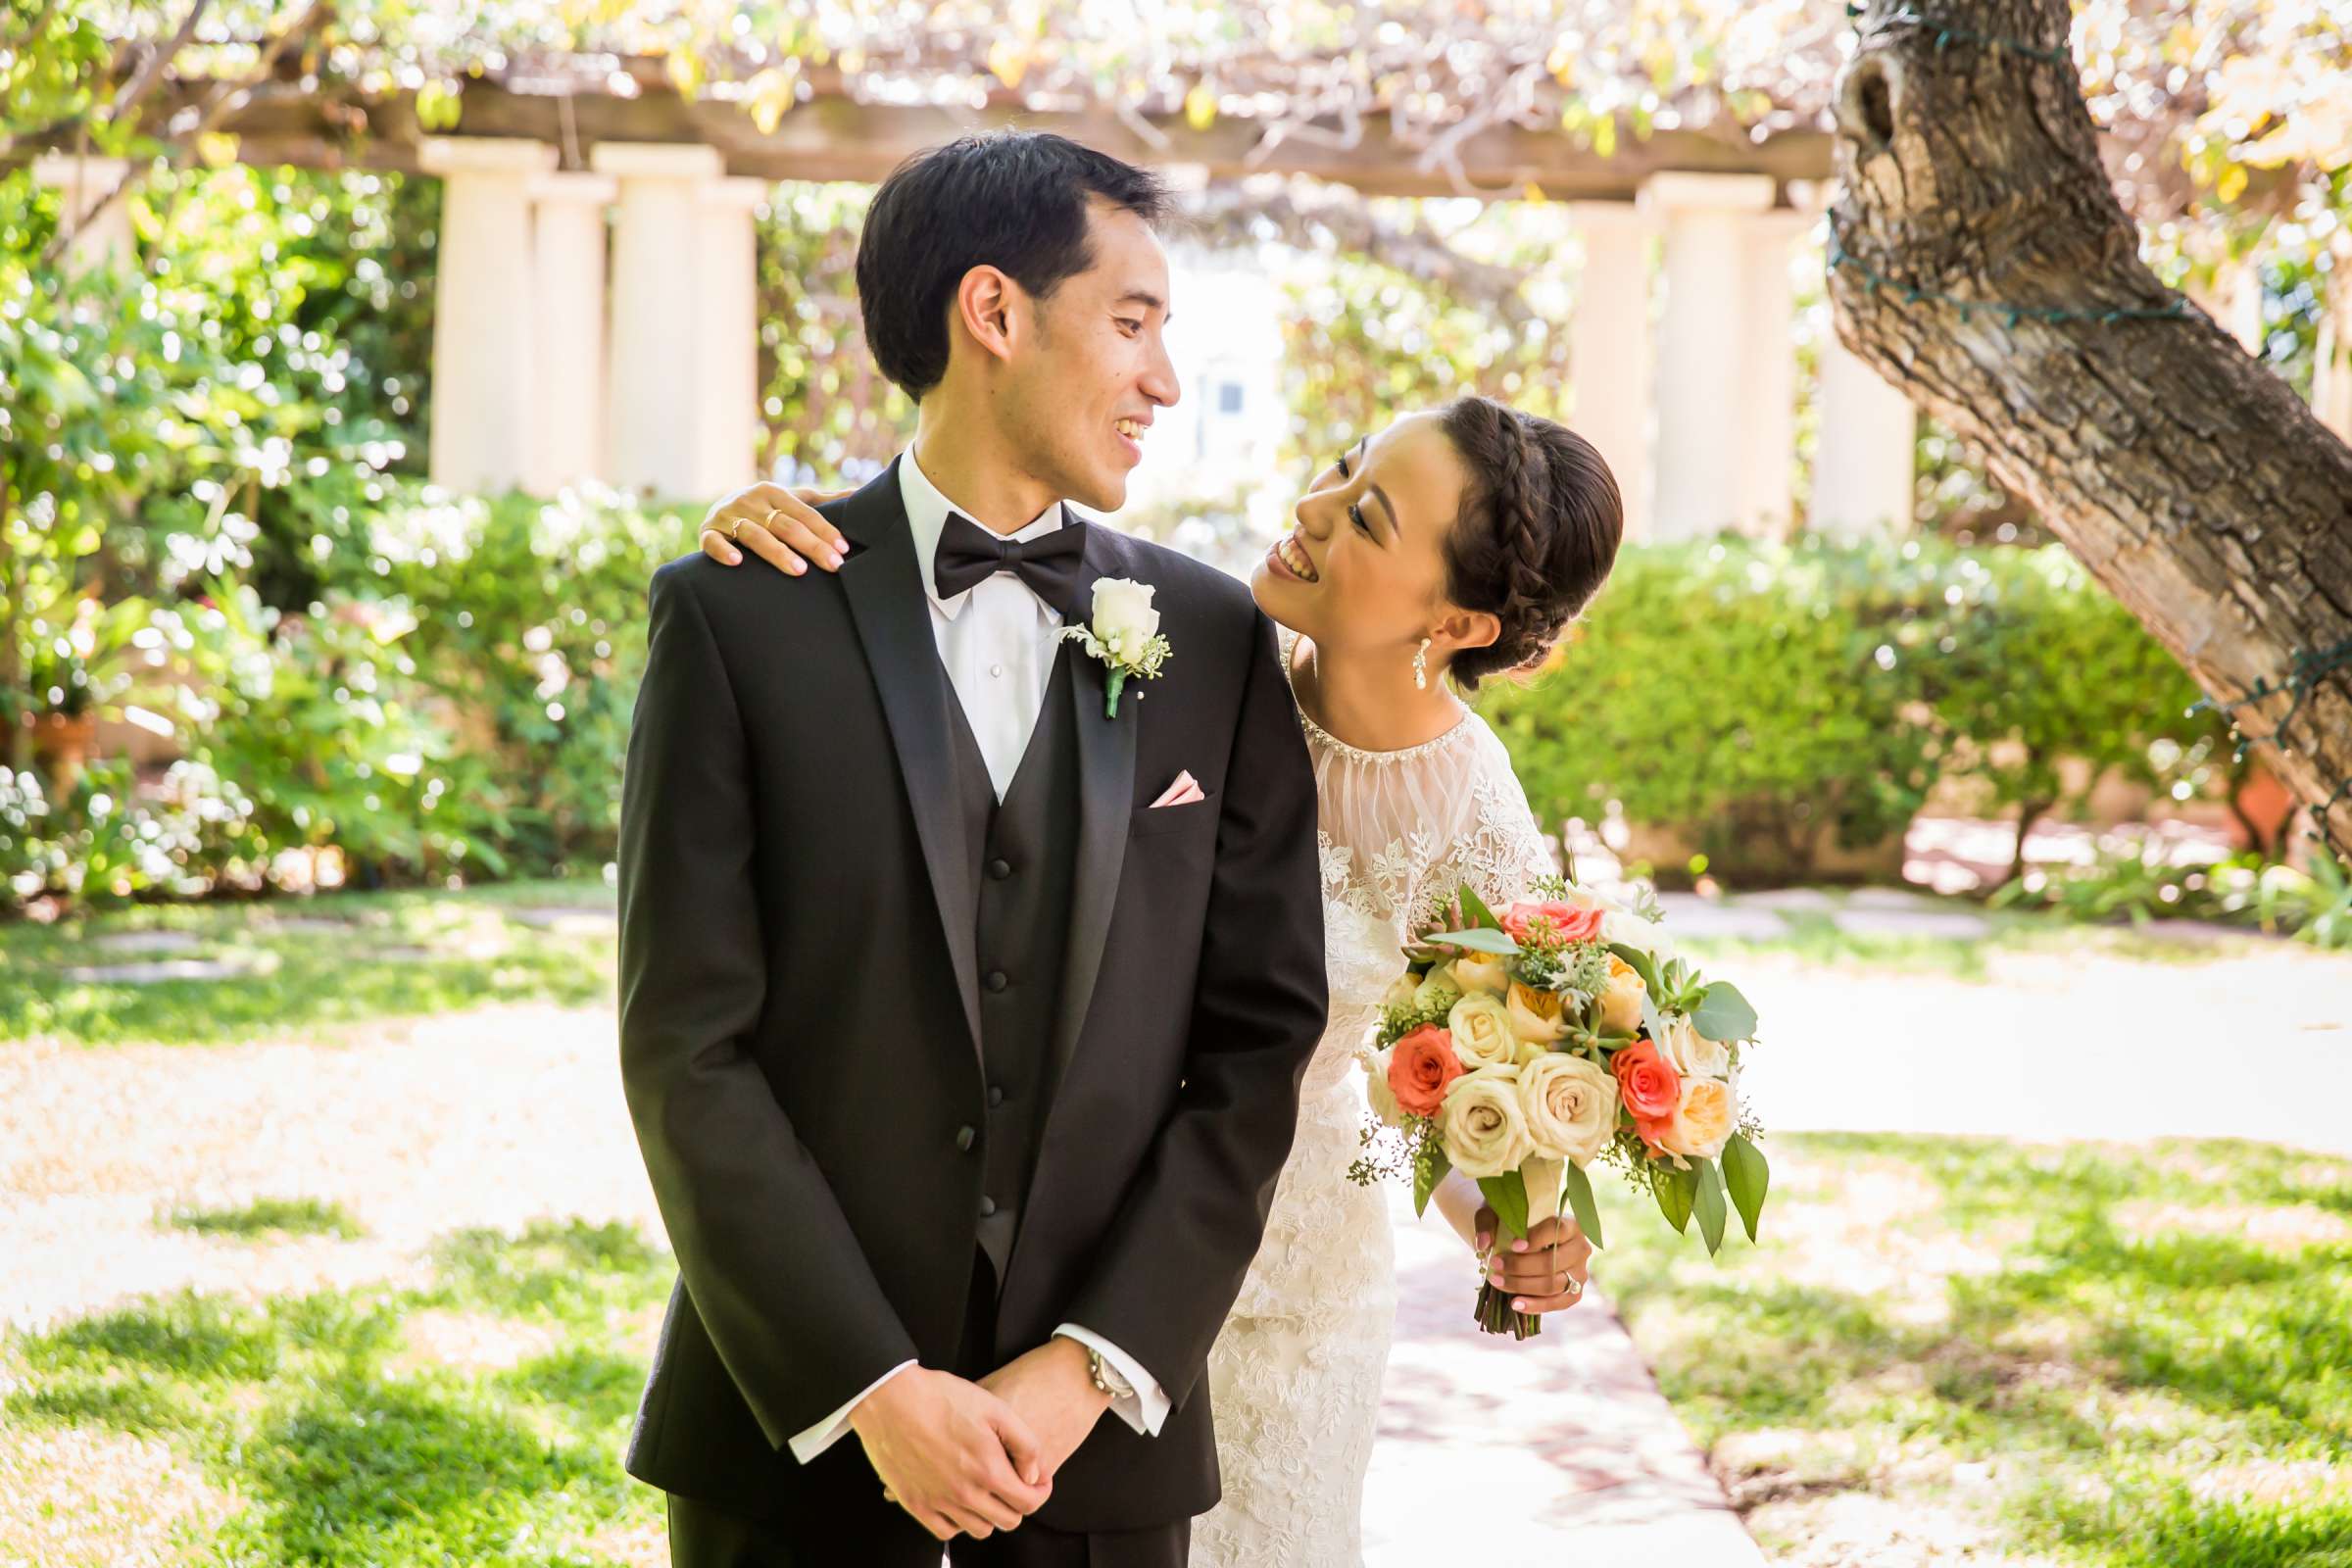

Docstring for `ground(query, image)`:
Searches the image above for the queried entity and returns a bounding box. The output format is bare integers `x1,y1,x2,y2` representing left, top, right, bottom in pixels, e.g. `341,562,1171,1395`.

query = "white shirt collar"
898,447,1066,621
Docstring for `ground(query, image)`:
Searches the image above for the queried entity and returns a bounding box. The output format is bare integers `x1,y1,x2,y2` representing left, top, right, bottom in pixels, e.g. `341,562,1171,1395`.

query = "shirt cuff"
786,1358,919,1465
1053,1324,1170,1437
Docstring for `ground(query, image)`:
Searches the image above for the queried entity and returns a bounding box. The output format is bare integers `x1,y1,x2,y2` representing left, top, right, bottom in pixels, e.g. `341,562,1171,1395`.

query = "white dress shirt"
786,448,1170,1465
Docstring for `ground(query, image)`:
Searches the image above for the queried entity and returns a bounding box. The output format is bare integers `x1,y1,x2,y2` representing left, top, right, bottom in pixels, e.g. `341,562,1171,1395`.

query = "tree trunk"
1829,0,2352,863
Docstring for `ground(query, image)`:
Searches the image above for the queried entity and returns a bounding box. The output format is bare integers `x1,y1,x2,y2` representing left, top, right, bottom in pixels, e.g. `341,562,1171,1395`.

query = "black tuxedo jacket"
615,461,1328,1533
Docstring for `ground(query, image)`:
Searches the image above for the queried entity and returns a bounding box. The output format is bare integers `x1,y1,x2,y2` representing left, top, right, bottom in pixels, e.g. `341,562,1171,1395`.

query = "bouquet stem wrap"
1477,1155,1566,1339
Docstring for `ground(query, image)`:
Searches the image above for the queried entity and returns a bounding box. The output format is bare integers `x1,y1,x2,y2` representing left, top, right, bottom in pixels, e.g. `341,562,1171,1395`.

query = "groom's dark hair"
857,131,1174,398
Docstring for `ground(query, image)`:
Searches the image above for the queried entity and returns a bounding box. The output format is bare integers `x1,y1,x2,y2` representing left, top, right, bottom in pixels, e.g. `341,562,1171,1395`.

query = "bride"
695,394,1624,1566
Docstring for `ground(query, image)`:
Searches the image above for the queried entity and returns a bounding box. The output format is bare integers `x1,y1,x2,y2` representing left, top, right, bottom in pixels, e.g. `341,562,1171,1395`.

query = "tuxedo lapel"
835,460,983,1065
1046,514,1140,1101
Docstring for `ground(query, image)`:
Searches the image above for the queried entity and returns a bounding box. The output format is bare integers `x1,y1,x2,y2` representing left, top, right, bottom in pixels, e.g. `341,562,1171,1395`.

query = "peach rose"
1388,1024,1465,1118
1596,956,1646,1035
1506,980,1570,1045
1611,1038,1682,1120
1500,899,1607,946
1652,1075,1736,1161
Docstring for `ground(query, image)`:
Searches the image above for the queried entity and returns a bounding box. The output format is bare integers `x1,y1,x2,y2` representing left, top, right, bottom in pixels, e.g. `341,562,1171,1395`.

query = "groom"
615,131,1328,1566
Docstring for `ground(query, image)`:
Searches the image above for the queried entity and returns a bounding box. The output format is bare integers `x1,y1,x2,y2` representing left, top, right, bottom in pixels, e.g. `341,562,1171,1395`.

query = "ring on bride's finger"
725,515,748,542
1566,1275,1585,1296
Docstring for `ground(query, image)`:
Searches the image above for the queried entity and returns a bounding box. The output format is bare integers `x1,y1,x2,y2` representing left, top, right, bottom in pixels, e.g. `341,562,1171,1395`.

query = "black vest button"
985,970,1008,993
988,1085,1005,1108
987,858,1012,880
979,1196,999,1218
955,1125,976,1152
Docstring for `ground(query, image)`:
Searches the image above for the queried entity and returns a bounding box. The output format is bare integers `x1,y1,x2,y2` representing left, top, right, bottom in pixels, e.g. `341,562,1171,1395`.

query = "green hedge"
5,484,700,906
1478,535,2230,885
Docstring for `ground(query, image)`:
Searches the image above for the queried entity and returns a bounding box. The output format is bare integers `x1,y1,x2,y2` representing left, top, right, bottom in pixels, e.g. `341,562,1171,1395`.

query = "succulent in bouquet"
1348,874,1769,1338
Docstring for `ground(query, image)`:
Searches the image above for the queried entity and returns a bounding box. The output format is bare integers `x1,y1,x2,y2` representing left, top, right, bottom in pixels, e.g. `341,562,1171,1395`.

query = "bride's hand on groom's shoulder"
1476,1209,1594,1319
699,480,855,575
849,1365,1052,1542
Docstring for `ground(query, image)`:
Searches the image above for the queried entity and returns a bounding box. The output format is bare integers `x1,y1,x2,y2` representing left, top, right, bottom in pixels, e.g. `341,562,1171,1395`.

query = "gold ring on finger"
726,515,748,542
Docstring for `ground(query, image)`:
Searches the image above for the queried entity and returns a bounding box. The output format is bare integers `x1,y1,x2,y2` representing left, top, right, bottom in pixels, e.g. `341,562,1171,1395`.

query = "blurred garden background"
5,1,2351,1565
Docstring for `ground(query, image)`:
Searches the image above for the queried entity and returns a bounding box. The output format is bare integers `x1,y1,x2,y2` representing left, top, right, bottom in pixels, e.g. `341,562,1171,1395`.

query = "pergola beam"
98,76,1833,201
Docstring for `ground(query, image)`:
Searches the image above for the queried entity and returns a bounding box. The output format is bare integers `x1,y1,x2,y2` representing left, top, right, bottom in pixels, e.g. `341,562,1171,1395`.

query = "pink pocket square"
1150,770,1206,808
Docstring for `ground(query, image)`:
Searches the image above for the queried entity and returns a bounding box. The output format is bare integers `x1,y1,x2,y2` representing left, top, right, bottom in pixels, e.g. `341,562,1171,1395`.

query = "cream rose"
1383,970,1422,1010
1516,1053,1619,1165
1413,967,1464,1016
1362,1048,1407,1127
1659,1013,1733,1082
1446,993,1519,1071
1506,980,1570,1045
1441,1065,1536,1178
1602,908,1675,960
1087,577,1161,653
1449,951,1511,996
1653,1074,1736,1161
1597,956,1646,1035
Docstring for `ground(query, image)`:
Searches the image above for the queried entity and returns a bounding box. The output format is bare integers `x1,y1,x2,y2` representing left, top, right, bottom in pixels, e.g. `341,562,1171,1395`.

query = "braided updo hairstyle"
1437,396,1625,691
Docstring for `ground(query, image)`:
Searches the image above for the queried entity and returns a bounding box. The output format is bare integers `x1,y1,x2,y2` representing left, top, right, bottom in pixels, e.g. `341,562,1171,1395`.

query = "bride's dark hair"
1437,396,1625,691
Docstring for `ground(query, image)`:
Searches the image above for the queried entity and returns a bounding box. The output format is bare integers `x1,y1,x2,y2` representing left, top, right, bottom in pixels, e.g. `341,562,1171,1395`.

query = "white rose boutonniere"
1059,577,1172,717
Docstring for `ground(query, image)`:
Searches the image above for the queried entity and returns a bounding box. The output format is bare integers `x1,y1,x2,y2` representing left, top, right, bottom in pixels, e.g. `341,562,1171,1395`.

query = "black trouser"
662,1251,1191,1568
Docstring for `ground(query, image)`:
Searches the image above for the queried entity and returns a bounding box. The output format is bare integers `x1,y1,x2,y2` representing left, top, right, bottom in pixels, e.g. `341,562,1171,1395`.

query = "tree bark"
1829,0,2352,863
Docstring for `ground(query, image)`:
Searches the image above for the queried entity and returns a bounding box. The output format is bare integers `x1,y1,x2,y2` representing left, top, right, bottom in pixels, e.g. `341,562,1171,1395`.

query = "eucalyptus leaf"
1653,1161,1696,1233
1412,1136,1452,1219
1424,926,1523,957
1640,990,1674,1051
1478,1169,1531,1241
1691,981,1759,1044
1456,883,1502,931
1561,1159,1605,1250
1692,1156,1728,1255
1721,1132,1770,1242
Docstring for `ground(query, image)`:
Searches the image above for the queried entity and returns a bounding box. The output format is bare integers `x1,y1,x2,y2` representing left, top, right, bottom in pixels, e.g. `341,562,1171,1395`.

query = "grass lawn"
0,877,618,1046
2,1213,673,1567
1592,1133,2352,1566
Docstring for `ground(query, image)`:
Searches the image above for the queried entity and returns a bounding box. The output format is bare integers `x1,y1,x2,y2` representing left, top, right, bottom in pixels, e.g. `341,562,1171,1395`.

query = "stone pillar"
1564,202,1655,543
1640,172,1776,542
1811,323,1919,538
31,154,136,275
525,171,616,496
417,136,559,494
593,141,726,498
1734,209,1809,539
691,176,771,498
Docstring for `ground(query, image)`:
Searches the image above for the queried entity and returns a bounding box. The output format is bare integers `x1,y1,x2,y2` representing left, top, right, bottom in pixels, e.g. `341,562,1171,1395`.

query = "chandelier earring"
1413,637,1432,691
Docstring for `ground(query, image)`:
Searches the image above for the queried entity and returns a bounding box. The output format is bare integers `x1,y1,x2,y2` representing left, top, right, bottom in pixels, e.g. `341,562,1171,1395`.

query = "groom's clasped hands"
851,1338,1115,1543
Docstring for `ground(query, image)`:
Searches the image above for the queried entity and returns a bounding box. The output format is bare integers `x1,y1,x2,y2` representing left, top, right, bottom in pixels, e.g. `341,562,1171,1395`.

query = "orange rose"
1388,1024,1465,1118
1500,899,1607,946
1611,1038,1682,1120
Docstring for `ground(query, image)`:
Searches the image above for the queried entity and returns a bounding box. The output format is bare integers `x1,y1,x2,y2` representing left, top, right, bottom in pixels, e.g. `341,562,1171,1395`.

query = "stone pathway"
1369,1190,1763,1565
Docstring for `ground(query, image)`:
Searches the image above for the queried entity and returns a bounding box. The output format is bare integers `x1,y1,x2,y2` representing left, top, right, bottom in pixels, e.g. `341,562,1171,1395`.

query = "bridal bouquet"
1348,875,1769,1338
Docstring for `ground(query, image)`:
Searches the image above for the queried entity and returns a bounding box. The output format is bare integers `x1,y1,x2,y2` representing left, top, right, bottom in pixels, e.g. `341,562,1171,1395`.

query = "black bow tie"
932,511,1088,617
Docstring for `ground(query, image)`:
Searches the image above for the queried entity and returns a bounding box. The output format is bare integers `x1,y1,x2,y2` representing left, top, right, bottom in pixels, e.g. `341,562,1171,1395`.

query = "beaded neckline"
1280,632,1476,767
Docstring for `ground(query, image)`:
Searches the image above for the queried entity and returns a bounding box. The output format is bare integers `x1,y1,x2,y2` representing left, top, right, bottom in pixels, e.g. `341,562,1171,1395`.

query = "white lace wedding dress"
1192,637,1558,1568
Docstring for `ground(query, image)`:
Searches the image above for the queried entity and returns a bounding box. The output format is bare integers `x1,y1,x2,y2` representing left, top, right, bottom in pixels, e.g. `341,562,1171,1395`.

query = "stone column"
1640,172,1776,542
691,176,771,498
593,141,726,499
31,154,136,275
1734,209,1809,539
417,136,559,494
524,170,616,496
1564,202,1655,543
1811,322,1920,538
